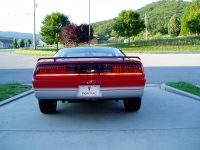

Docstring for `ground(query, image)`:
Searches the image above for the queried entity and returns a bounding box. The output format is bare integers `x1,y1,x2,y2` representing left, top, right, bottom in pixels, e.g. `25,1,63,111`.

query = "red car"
32,47,146,114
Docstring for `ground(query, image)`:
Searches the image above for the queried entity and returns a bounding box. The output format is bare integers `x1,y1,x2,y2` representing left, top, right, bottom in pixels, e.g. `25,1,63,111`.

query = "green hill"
91,0,189,37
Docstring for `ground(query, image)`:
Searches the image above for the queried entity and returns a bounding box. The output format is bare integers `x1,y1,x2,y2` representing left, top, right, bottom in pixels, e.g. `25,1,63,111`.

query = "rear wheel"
38,100,57,114
123,98,141,112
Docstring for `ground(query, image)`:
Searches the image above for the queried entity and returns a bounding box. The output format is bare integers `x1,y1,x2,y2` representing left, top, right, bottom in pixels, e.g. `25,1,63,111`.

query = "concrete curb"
161,83,200,101
0,89,34,107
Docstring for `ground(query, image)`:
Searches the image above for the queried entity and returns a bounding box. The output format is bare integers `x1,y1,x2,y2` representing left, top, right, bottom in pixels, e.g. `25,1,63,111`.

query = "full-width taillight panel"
35,63,144,76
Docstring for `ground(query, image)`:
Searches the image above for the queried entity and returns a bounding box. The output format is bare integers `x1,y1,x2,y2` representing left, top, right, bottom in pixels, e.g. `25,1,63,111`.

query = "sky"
0,0,176,34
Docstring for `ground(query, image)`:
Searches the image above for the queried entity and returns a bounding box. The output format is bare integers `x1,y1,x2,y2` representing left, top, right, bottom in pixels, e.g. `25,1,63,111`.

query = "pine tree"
168,14,181,37
12,38,18,48
19,39,25,48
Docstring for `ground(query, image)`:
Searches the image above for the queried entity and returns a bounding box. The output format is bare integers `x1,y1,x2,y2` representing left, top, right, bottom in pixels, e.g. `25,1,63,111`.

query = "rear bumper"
33,86,144,100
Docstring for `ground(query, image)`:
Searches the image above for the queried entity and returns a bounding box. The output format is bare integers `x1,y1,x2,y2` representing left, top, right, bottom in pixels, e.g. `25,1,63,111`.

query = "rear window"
54,47,125,57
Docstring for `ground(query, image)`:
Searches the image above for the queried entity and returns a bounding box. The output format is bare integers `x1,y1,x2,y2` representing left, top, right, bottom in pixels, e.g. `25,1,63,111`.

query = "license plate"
78,85,101,97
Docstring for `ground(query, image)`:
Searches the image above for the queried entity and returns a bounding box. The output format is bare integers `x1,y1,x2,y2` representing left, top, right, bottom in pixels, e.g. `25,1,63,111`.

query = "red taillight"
36,65,67,75
35,64,143,76
100,64,143,75
112,64,142,73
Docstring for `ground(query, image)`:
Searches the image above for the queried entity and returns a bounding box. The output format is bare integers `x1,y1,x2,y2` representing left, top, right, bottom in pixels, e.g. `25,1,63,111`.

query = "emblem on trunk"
88,86,91,91
86,66,94,73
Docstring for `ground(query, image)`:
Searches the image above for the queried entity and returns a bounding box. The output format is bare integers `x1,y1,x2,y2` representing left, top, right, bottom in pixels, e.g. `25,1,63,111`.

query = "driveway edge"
0,89,34,107
161,83,200,101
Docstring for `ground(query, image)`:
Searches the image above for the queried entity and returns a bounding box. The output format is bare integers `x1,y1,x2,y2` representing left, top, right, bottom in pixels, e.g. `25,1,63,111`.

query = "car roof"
54,46,125,57
61,46,120,51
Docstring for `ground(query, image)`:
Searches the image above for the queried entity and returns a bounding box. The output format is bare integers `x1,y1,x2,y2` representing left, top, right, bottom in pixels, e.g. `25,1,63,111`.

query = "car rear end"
33,57,145,99
32,47,146,113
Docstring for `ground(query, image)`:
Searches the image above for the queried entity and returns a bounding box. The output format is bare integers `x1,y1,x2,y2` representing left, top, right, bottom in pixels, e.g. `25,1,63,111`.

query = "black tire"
38,99,57,114
123,98,141,112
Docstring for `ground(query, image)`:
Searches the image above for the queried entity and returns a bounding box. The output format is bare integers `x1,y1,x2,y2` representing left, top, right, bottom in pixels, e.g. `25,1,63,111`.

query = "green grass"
0,83,32,101
123,45,200,52
10,44,200,56
106,44,200,53
166,82,200,97
13,49,57,56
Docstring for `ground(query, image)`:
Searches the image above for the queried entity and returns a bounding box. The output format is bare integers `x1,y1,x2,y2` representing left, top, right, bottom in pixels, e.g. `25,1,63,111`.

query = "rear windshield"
54,47,125,57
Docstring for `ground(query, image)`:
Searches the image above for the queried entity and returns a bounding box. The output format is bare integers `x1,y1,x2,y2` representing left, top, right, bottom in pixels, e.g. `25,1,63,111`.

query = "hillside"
0,31,41,40
91,0,189,36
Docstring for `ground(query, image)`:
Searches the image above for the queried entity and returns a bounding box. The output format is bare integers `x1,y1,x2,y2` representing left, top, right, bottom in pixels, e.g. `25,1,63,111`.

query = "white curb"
161,83,200,101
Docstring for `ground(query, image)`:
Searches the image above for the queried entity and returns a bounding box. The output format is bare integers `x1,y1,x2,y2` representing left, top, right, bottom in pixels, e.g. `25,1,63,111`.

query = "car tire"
123,98,141,112
38,99,57,114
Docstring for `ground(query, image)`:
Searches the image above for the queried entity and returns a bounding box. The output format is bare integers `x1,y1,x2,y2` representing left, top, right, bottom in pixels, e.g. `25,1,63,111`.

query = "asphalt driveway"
0,86,200,150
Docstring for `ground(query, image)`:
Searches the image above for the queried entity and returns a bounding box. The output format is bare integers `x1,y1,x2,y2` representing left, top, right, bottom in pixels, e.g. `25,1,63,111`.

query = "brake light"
36,65,68,75
35,64,143,76
112,64,142,73
100,64,143,75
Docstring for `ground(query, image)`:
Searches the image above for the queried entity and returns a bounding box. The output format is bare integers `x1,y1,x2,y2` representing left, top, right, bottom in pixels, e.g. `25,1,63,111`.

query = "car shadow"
56,100,127,115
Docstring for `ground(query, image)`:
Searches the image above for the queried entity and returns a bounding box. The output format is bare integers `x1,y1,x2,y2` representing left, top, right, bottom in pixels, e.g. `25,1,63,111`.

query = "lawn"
12,44,200,56
105,44,200,53
0,83,32,101
119,45,200,53
166,82,200,97
12,49,56,56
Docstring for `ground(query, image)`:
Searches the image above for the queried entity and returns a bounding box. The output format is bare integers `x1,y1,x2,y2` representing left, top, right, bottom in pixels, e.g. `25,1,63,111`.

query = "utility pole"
145,13,148,41
33,0,36,49
88,0,91,46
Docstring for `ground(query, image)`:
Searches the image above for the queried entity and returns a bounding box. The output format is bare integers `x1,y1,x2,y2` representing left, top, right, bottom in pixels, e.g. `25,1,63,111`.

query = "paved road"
0,87,200,150
0,51,200,84
129,52,200,84
0,50,200,149
0,51,40,84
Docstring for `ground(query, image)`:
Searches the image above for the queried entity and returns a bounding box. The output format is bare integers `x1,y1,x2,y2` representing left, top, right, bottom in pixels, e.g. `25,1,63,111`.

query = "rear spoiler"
37,56,141,62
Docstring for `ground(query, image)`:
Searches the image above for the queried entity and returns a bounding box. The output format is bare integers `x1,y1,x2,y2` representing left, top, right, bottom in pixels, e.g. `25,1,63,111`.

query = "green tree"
27,39,32,45
168,14,181,37
133,0,188,35
19,39,25,48
114,10,145,40
40,12,70,50
12,38,18,48
91,19,117,37
25,39,32,47
153,32,163,39
181,0,200,35
187,12,200,35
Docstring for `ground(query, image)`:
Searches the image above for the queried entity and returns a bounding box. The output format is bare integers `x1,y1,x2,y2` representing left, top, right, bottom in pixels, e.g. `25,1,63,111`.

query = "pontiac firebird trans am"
32,47,146,114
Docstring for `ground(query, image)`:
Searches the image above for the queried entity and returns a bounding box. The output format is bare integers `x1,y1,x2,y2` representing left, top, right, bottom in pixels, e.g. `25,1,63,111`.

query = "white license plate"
78,85,101,97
